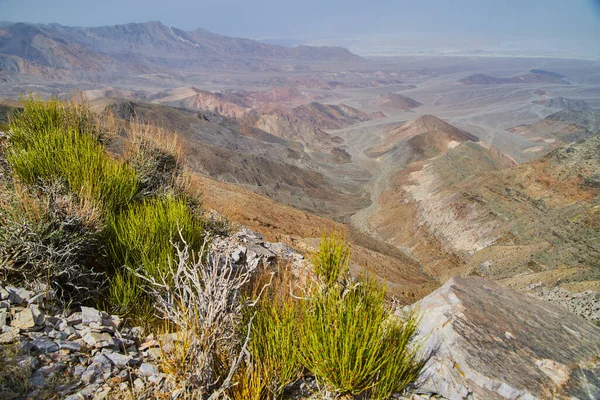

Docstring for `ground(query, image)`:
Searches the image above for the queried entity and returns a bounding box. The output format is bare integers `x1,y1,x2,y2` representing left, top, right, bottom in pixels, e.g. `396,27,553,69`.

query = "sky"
1,0,600,58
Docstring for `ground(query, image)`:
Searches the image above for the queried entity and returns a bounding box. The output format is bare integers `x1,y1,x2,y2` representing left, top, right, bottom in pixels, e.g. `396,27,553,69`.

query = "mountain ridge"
0,21,364,77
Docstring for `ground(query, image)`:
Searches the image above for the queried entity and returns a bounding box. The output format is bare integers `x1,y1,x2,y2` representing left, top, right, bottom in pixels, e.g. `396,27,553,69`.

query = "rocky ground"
2,227,600,399
0,227,311,400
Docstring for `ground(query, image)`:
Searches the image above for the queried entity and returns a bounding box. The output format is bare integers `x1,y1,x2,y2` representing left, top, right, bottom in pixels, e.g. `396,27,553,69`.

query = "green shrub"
312,231,350,287
299,279,424,399
6,97,138,213
248,297,302,397
106,195,205,311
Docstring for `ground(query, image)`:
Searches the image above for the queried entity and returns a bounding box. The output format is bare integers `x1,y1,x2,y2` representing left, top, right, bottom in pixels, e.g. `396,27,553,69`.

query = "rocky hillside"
369,134,600,323
508,109,600,158
98,99,370,219
411,276,600,399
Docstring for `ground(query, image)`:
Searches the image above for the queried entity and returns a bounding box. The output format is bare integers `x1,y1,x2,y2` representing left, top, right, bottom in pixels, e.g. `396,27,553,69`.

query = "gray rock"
236,228,264,243
48,329,68,340
81,364,101,385
0,300,9,309
57,340,81,352
231,246,246,263
410,276,600,400
133,378,145,389
27,293,45,305
82,331,116,348
6,286,33,305
45,316,64,328
94,386,112,399
73,365,86,377
29,374,46,388
0,286,8,301
138,362,159,377
101,315,122,330
103,351,137,368
245,243,276,264
16,355,39,371
0,310,6,328
67,383,101,399
35,362,66,377
31,338,59,353
91,353,114,375
67,312,82,326
81,306,103,325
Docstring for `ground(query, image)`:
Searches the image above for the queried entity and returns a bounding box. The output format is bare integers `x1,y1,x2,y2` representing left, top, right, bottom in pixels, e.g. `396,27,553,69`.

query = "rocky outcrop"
409,276,600,400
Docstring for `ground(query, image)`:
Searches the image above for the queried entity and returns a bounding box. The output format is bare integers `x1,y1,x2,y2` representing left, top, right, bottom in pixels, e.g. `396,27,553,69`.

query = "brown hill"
151,87,252,119
366,115,479,157
533,96,591,111
96,98,370,219
370,93,422,110
291,102,373,130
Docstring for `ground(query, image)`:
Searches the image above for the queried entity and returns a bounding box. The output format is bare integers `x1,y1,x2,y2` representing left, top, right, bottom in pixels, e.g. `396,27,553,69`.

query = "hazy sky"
1,0,600,57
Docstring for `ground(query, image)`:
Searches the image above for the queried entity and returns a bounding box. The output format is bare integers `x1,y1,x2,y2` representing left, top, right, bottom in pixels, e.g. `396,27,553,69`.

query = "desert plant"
138,238,260,399
299,279,424,399
125,120,182,198
242,265,303,398
312,231,351,287
9,95,98,141
0,183,104,303
107,195,204,278
106,195,205,315
6,97,138,213
228,362,269,400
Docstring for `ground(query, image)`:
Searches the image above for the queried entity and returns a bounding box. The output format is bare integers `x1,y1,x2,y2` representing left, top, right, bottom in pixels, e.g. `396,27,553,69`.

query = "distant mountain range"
458,70,570,85
0,21,364,78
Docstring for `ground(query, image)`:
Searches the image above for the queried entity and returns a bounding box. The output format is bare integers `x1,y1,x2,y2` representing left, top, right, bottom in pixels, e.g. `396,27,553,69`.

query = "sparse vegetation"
0,97,425,399
0,96,207,315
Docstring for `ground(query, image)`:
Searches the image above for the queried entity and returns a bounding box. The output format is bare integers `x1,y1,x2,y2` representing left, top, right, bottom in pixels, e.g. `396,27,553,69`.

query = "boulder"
411,276,600,400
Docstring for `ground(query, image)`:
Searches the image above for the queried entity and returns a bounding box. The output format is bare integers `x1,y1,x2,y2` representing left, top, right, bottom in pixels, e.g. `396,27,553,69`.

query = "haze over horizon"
1,0,600,59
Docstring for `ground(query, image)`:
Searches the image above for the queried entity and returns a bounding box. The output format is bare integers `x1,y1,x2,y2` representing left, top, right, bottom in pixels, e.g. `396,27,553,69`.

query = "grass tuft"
312,230,350,287
7,96,138,213
299,280,424,398
106,195,205,314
